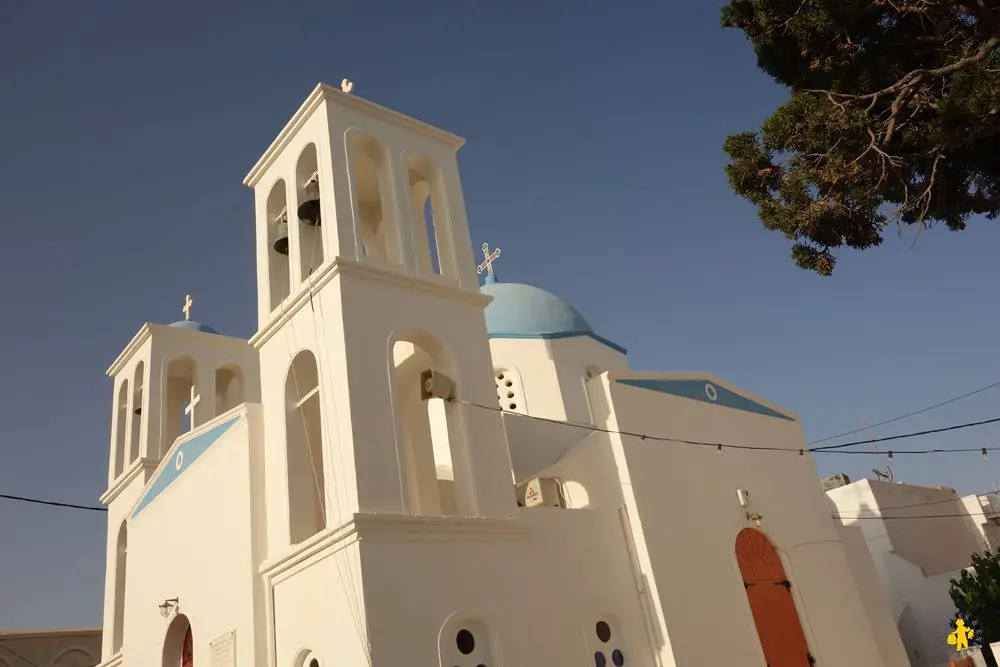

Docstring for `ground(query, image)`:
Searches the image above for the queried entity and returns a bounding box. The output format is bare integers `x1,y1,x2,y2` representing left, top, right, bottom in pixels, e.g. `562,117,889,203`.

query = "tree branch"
802,30,1000,101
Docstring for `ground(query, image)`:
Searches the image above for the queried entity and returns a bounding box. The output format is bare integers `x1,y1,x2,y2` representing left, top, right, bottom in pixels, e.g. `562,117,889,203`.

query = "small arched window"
438,617,496,667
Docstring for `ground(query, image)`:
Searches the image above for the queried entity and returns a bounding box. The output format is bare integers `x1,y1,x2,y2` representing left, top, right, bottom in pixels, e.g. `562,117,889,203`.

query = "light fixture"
158,598,179,618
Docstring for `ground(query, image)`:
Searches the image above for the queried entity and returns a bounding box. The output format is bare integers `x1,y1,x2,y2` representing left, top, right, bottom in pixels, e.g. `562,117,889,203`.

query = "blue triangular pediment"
130,415,243,518
615,378,793,421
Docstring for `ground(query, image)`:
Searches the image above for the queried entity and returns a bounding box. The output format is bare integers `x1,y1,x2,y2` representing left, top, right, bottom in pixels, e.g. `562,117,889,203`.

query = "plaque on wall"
210,630,236,667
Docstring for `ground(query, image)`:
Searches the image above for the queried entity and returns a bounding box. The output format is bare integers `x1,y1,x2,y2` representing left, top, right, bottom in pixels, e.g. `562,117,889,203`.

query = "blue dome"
168,320,220,335
481,281,593,337
480,280,626,354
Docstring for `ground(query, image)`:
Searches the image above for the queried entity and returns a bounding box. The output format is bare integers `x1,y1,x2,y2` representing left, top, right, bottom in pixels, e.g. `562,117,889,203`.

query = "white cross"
182,294,194,321
184,384,200,430
477,243,501,278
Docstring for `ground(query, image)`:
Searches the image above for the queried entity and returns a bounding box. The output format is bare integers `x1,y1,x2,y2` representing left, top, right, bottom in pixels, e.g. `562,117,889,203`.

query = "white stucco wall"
356,509,652,667
590,372,888,667
487,336,627,424
115,406,266,667
837,523,912,667
827,479,987,667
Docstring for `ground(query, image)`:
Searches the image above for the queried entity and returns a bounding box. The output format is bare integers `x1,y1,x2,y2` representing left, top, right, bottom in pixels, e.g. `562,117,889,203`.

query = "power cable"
834,512,993,520
6,401,1000,515
810,416,1000,452
0,493,106,512
810,380,1000,445
460,399,1000,456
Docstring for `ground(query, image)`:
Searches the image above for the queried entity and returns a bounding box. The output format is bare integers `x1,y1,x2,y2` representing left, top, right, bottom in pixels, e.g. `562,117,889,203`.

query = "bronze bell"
298,198,321,226
273,220,289,255
134,406,142,416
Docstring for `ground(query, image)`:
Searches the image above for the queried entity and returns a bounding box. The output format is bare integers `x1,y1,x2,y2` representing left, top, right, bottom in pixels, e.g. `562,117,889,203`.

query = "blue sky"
3,0,1000,630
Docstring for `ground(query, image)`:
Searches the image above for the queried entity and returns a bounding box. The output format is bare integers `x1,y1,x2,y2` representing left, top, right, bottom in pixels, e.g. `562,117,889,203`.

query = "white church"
95,82,913,667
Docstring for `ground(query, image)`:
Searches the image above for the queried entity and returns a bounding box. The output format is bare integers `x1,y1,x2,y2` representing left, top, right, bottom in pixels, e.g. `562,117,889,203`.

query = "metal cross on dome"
477,243,501,279
182,294,194,321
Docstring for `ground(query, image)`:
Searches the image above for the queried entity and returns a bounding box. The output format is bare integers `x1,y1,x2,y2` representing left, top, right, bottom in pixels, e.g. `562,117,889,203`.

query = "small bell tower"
102,295,259,499
245,82,516,553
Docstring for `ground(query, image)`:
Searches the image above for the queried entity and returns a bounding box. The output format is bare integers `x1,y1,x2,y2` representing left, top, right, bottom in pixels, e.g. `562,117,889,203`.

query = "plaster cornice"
249,257,491,349
260,513,525,583
0,628,101,639
100,458,158,506
107,323,252,378
106,324,152,377
244,83,465,188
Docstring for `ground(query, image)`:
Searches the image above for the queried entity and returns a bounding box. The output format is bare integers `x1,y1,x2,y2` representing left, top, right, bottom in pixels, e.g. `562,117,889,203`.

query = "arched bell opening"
407,155,453,278
129,361,145,463
214,364,244,416
391,330,472,516
113,380,129,478
266,179,292,310
347,131,400,265
163,356,198,454
295,143,324,278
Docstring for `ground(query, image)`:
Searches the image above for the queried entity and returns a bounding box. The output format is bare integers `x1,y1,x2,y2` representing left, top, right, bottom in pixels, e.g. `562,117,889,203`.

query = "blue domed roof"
480,280,626,354
168,320,220,335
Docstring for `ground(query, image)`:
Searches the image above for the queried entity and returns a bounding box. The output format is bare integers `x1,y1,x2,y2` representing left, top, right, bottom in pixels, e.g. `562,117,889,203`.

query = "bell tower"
245,82,516,554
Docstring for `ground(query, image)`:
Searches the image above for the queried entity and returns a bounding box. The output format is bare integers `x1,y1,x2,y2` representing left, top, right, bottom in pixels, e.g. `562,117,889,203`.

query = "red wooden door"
736,528,813,667
181,626,194,667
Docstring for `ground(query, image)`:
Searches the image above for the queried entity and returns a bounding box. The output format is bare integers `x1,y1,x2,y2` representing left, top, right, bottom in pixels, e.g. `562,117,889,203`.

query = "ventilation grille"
494,369,526,414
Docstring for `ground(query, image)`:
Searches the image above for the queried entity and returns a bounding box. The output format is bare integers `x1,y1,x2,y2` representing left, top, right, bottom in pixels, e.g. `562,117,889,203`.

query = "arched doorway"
735,527,813,667
162,614,193,667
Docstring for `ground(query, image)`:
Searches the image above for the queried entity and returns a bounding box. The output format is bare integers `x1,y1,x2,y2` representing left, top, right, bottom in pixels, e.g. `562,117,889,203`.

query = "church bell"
273,220,289,255
297,198,321,226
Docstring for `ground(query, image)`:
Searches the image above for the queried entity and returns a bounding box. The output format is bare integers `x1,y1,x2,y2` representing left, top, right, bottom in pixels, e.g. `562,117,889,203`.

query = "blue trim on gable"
615,378,794,421
131,415,243,518
487,331,628,355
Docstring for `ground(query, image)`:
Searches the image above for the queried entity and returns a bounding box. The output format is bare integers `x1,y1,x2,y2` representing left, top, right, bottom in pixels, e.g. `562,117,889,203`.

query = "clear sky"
2,0,1000,630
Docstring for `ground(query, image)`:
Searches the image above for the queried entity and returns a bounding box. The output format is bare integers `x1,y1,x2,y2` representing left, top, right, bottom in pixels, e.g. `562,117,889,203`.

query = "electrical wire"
0,493,106,512
810,380,1000,444
7,399,1000,515
834,512,993,520
460,399,1000,456
810,416,1000,452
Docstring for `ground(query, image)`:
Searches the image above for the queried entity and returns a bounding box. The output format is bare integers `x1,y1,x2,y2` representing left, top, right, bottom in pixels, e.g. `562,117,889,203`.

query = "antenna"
863,413,895,482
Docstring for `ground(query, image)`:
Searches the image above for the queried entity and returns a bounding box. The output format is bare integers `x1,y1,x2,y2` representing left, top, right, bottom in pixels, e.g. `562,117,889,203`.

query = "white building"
827,478,990,667
0,628,100,667
961,492,1000,551
95,82,910,667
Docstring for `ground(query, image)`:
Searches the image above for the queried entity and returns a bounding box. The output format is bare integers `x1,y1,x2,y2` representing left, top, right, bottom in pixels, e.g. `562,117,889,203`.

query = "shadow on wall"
844,499,963,667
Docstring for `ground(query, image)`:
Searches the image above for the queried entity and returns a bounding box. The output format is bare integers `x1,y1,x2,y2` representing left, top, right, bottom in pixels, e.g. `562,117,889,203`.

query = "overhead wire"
809,380,1000,444
0,493,106,512
460,399,1000,456
8,399,1000,514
